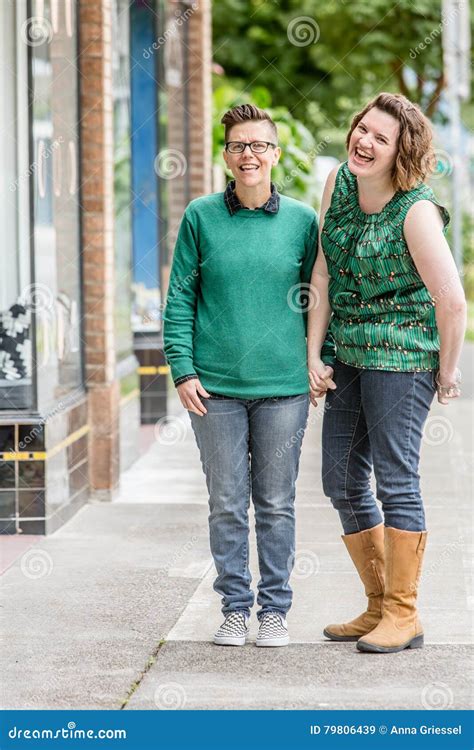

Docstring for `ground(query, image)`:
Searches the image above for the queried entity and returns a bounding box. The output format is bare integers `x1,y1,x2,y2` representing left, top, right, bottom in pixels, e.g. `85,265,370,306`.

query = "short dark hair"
221,104,278,142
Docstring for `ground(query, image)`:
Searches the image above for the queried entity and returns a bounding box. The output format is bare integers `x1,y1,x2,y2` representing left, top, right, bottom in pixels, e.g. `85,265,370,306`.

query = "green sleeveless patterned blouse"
321,161,450,371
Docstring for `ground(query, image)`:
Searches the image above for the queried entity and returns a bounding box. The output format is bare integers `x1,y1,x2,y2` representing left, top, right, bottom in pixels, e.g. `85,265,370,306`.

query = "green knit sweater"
322,162,450,371
163,191,334,398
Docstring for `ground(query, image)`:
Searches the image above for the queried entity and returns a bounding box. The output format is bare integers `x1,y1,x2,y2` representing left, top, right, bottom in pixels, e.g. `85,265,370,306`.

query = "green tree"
213,0,463,131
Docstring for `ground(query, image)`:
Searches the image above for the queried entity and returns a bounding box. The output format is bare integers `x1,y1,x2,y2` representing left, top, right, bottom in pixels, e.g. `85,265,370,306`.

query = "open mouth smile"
353,147,374,163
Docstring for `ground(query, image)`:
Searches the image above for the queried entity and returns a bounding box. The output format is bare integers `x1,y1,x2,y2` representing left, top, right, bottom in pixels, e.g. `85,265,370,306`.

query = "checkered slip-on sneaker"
256,612,289,647
213,611,250,646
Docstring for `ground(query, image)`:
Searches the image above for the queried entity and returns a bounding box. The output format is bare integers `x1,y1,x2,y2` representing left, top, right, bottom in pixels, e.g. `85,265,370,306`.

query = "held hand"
308,359,336,407
436,369,461,405
177,378,211,416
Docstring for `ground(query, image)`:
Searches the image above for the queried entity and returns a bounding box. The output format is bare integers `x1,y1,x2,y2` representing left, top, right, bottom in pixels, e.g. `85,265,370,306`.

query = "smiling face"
223,120,281,190
347,107,400,181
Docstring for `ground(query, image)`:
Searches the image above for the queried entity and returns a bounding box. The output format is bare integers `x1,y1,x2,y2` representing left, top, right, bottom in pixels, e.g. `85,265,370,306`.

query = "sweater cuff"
174,373,199,387
168,356,197,383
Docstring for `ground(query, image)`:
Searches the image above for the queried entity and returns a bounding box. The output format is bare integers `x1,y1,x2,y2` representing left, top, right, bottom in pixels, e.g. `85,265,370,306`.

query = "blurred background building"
0,0,212,534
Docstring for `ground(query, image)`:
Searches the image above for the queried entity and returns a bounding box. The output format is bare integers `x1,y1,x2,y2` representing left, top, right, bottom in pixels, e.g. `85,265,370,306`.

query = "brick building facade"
0,0,212,533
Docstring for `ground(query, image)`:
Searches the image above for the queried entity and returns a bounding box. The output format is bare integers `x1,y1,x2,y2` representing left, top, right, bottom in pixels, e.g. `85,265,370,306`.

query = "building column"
162,0,213,298
79,0,120,498
187,0,213,200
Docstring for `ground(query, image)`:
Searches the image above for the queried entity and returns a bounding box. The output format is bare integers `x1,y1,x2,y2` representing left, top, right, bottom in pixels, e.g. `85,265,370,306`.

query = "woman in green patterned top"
307,93,466,654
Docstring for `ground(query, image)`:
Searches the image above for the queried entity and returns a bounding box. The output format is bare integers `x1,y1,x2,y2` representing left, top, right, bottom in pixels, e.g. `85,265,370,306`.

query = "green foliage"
212,0,474,267
213,0,471,129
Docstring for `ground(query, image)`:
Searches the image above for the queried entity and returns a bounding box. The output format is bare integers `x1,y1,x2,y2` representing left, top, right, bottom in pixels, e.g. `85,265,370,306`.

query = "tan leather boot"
323,523,385,642
357,527,427,653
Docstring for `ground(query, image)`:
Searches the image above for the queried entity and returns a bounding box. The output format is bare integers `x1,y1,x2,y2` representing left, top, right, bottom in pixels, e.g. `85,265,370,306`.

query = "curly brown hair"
346,93,436,191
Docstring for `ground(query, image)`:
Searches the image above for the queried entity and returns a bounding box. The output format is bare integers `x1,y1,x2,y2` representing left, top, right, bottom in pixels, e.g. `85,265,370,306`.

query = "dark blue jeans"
190,393,309,618
322,360,436,534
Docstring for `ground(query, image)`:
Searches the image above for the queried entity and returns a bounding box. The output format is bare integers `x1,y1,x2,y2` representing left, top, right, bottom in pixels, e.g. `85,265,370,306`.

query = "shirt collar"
224,180,280,215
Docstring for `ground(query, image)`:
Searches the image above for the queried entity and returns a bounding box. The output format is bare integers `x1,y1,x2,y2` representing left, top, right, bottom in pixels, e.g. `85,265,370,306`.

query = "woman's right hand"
177,378,211,416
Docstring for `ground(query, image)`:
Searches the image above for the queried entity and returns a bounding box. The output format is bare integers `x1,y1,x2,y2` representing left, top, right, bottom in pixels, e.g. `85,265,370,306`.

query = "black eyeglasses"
225,141,277,154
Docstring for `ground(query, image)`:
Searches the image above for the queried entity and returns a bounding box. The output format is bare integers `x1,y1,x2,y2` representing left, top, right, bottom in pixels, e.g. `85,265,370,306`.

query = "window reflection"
0,1,33,408
30,0,82,407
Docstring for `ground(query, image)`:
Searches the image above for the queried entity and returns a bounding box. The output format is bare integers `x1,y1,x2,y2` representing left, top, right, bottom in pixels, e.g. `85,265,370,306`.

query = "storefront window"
130,0,161,334
113,0,133,362
29,0,82,410
0,0,33,409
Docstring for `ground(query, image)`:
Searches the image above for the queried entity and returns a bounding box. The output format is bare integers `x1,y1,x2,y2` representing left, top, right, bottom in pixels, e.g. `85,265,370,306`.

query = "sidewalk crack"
120,639,166,709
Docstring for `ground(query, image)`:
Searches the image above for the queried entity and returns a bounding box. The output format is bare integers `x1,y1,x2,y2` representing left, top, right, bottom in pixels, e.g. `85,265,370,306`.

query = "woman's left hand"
435,369,461,405
309,359,336,407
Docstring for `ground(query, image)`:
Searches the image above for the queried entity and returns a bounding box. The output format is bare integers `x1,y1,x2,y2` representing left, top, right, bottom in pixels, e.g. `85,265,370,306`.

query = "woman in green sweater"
164,104,333,647
308,92,466,654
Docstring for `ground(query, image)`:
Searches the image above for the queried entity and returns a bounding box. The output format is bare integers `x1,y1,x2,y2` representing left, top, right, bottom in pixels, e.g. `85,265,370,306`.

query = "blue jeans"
190,393,309,618
322,361,436,534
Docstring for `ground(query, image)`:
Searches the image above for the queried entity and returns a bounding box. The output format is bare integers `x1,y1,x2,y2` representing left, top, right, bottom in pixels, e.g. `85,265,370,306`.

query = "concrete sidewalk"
1,349,472,711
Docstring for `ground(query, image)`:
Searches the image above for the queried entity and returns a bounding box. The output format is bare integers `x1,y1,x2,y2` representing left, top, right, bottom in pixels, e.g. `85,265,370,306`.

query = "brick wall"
162,0,213,296
79,0,120,496
187,0,212,200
